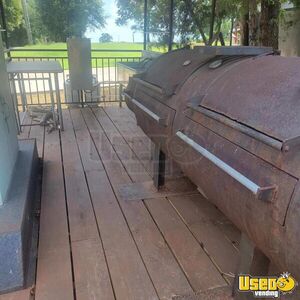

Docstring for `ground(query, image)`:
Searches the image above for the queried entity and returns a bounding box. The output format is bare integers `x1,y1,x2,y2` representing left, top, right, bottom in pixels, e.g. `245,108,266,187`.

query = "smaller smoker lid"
140,49,215,96
200,56,300,144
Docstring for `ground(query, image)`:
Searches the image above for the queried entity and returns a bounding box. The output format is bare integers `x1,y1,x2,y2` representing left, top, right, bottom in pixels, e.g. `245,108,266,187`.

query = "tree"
2,0,28,46
116,0,289,49
259,0,280,49
240,0,249,45
99,33,113,42
27,0,47,43
249,0,258,45
116,0,240,46
21,0,33,44
2,0,23,33
239,0,281,48
35,0,106,42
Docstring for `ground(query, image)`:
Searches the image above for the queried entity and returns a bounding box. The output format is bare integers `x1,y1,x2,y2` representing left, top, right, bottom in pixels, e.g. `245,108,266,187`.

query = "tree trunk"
249,0,258,46
209,0,217,44
259,0,280,49
230,17,234,46
219,32,225,46
184,0,208,45
212,20,222,46
21,0,33,44
240,0,249,46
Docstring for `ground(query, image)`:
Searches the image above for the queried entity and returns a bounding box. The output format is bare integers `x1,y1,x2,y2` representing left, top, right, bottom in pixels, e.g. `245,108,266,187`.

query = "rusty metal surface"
201,56,300,143
195,45,273,56
171,118,296,226
140,49,215,96
125,47,300,280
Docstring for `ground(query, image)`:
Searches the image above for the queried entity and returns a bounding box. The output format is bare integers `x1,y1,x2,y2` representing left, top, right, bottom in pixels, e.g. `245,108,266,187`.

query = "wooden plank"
107,106,183,181
29,125,45,158
215,222,240,251
116,180,197,202
92,107,151,182
105,105,151,146
103,106,153,175
60,110,99,242
173,286,233,300
78,108,193,299
61,110,115,300
81,109,131,187
81,168,158,300
104,106,152,152
145,197,227,292
69,108,157,299
70,109,104,173
35,247,74,300
72,239,115,300
103,107,152,151
168,193,229,226
163,186,240,250
0,288,32,300
35,130,74,300
169,194,239,283
86,110,230,287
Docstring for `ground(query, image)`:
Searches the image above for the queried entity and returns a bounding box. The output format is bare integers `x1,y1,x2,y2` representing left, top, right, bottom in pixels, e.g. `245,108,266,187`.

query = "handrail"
176,131,277,202
124,92,167,126
8,49,143,105
9,48,143,53
10,56,143,59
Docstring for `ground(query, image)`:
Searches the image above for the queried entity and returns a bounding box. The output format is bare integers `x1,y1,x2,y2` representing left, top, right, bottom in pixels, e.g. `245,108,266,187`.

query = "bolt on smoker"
124,46,300,282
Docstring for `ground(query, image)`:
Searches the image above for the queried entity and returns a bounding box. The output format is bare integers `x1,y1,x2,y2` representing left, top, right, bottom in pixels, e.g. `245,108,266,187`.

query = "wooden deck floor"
1,106,240,300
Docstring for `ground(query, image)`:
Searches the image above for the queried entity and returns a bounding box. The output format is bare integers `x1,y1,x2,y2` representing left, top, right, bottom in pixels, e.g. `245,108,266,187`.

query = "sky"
85,0,144,43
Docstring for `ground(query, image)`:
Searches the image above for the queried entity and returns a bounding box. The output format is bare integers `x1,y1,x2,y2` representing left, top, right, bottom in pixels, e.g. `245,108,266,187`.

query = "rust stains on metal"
124,46,300,281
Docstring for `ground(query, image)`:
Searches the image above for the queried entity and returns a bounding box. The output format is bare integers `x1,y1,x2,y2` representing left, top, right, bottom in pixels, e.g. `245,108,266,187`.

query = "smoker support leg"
152,143,166,189
233,233,270,300
119,83,123,107
54,73,64,131
80,90,84,108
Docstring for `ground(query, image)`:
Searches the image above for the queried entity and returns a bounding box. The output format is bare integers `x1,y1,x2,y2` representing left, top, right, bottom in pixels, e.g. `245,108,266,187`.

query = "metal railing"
9,48,143,107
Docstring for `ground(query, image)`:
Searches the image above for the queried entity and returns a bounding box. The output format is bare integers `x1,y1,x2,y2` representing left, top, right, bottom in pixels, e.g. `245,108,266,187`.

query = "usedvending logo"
238,272,297,298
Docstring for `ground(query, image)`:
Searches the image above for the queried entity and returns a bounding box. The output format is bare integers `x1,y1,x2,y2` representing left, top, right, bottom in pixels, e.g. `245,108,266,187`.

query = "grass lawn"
10,42,167,57
10,42,166,69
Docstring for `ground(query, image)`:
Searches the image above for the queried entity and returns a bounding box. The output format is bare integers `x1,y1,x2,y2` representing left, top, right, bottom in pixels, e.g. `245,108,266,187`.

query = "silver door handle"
176,131,277,202
124,92,167,126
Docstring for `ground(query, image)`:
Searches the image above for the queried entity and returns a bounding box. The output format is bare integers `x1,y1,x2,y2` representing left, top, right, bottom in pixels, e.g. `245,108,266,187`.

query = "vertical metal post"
119,83,123,108
168,0,174,52
48,75,57,127
9,74,21,133
143,0,148,51
233,233,270,299
17,73,27,112
54,73,64,130
153,143,166,189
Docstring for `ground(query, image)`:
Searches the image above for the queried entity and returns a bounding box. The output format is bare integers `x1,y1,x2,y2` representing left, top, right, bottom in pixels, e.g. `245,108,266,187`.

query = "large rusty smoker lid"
139,47,273,97
200,55,300,147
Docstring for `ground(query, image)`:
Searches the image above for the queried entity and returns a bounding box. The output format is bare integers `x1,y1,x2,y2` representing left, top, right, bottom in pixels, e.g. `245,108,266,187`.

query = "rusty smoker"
124,46,300,280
